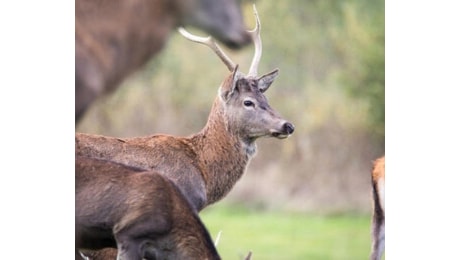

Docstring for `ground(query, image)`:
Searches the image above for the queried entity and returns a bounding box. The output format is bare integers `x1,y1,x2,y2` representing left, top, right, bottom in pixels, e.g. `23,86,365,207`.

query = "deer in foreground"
76,5,294,213
370,156,385,260
76,0,252,123
76,156,221,260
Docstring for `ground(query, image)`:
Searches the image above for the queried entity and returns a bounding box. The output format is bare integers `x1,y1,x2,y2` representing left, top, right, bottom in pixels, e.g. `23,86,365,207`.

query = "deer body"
370,156,385,260
76,156,220,260
76,0,251,123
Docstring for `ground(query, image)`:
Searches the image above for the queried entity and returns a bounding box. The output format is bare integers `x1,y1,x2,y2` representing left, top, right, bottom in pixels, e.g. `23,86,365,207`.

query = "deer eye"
243,100,255,107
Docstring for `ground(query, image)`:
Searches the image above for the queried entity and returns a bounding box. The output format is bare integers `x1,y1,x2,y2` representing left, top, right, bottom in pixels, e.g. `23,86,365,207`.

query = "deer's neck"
191,99,255,206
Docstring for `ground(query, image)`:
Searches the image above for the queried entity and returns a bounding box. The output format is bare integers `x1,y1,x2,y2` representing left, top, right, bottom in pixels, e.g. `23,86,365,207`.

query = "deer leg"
370,214,385,260
75,46,105,123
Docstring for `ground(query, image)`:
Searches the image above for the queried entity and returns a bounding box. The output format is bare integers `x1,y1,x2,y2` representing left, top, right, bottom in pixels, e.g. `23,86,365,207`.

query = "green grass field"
200,205,373,260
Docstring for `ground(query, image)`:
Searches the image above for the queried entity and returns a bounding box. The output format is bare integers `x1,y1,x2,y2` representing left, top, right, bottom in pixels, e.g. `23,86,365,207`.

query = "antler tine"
247,4,262,77
178,27,236,72
244,251,252,260
214,230,222,247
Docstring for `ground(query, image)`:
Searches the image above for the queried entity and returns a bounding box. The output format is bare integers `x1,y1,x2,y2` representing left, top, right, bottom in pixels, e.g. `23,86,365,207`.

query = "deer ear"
230,65,239,93
220,65,240,101
257,68,279,93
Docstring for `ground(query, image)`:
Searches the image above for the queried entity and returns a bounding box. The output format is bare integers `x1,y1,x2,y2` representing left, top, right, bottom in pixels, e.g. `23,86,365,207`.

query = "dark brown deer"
76,0,252,123
76,156,221,260
370,156,385,260
76,5,294,212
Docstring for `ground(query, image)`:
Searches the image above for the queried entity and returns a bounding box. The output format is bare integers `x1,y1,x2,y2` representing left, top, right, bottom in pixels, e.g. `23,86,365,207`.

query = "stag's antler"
247,4,261,77
214,230,222,247
178,4,262,76
177,27,236,71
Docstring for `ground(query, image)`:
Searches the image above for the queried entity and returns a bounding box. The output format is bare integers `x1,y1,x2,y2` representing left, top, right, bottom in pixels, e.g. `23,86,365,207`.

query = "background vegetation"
201,203,373,259
77,0,384,258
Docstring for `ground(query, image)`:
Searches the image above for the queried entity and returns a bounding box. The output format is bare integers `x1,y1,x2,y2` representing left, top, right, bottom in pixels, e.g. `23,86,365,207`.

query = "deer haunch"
76,156,220,260
75,0,252,123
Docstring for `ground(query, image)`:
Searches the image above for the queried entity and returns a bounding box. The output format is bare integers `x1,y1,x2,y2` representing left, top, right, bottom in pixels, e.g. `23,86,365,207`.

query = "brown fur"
76,156,220,260
76,0,251,123
370,156,385,260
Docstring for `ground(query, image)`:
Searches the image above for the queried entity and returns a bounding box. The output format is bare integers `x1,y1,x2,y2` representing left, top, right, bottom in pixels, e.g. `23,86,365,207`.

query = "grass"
200,204,372,260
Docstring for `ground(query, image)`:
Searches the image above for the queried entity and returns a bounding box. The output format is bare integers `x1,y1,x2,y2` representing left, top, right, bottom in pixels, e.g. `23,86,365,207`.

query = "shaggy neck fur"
190,98,255,205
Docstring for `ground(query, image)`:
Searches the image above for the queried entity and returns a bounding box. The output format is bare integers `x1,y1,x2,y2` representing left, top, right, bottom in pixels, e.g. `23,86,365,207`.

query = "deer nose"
283,122,295,135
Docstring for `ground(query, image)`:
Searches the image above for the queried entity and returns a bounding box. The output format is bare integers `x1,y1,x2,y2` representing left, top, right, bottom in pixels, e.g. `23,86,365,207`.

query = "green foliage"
336,0,385,139
200,204,372,259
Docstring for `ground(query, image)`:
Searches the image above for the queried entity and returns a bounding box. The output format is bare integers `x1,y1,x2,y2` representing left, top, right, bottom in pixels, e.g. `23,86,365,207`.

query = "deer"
370,156,385,260
76,4,294,213
76,0,252,123
76,156,221,260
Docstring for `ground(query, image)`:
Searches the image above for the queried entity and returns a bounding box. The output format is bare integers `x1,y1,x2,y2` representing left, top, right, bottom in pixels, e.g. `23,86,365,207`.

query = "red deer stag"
76,156,221,260
76,0,252,123
370,156,385,260
76,5,294,213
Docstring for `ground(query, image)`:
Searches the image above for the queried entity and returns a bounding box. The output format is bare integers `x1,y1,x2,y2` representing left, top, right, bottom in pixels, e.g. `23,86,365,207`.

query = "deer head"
176,0,251,48
179,5,294,146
